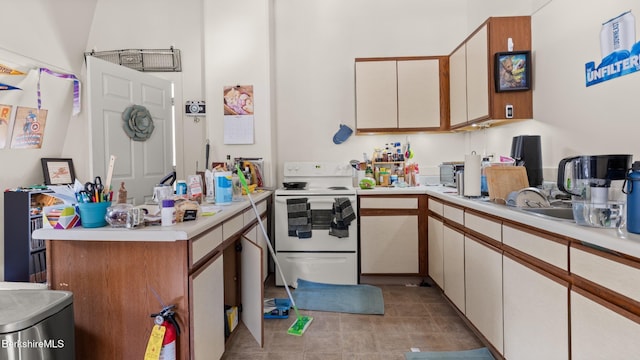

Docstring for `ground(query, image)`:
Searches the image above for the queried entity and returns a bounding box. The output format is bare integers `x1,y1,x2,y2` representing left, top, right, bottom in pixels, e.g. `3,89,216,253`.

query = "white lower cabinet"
571,289,640,359
443,225,465,313
465,235,503,354
503,255,568,360
361,214,419,273
191,254,225,360
427,216,444,288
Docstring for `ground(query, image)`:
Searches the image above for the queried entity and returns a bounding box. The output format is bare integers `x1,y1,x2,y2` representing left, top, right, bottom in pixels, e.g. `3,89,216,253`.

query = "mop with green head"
236,166,313,336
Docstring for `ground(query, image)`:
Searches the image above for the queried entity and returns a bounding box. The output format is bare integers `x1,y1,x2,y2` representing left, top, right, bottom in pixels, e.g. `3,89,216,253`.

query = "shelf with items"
4,189,58,283
371,161,405,187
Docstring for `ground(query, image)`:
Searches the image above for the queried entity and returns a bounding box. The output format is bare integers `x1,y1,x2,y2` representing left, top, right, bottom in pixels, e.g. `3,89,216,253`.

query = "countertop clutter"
32,190,272,242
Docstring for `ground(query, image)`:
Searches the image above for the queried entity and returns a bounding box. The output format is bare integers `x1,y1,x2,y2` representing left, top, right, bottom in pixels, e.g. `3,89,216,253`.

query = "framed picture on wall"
494,51,531,92
41,158,76,185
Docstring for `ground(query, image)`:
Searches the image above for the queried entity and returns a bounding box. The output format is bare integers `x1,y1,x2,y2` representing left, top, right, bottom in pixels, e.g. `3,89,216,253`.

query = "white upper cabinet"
397,59,441,129
355,60,398,129
465,24,490,122
355,57,445,132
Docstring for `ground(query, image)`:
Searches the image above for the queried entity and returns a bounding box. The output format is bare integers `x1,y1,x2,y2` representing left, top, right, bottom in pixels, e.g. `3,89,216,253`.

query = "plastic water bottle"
627,161,640,234
161,199,176,226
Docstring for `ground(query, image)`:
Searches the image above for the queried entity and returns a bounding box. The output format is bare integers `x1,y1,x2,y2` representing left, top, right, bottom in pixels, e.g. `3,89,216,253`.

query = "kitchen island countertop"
357,185,640,260
32,190,272,242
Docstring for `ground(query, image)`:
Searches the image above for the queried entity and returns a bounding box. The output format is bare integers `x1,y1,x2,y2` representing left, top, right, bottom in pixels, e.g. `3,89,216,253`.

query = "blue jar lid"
162,199,175,207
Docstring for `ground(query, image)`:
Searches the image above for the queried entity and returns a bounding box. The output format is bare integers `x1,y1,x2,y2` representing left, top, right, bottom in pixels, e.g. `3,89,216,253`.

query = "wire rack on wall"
84,47,182,72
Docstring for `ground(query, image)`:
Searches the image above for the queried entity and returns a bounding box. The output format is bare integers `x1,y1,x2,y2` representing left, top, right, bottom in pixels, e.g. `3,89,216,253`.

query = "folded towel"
287,198,311,238
330,197,355,238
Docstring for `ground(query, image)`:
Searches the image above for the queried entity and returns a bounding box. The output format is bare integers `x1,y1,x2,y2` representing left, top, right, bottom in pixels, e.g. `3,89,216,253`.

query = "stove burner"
328,186,349,190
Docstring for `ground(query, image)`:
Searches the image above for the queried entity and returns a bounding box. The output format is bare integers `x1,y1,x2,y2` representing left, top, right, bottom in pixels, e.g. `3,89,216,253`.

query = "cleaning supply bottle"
626,161,640,234
480,157,491,196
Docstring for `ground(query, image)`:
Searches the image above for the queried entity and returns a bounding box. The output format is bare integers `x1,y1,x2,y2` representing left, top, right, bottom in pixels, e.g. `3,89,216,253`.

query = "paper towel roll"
464,153,481,197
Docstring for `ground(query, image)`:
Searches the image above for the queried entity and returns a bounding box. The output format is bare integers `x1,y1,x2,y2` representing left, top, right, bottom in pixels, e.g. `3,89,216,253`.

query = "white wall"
203,0,277,186
273,0,471,179
0,0,97,280
466,0,640,180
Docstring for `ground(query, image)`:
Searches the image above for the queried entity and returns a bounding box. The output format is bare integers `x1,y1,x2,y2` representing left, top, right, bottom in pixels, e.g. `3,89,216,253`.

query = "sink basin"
518,207,575,221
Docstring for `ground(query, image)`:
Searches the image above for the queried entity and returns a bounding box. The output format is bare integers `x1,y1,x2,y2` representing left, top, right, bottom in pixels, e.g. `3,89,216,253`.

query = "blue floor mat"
405,348,495,360
292,279,384,315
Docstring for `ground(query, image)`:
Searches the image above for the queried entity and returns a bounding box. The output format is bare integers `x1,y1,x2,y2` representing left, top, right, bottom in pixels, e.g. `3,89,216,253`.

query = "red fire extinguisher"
152,305,180,360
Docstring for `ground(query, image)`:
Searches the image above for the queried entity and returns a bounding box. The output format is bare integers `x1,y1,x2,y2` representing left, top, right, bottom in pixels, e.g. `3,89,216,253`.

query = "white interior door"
87,56,173,205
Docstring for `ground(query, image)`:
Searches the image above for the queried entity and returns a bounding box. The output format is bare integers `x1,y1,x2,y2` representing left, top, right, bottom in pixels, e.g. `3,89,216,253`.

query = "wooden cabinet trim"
444,222,465,236
503,249,570,286
356,55,447,62
466,232,502,254
572,285,640,326
571,241,640,269
465,208,503,223
439,56,450,130
502,219,572,245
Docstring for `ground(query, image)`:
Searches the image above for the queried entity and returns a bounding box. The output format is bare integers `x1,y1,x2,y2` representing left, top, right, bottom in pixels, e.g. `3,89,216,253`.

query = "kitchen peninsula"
32,191,272,360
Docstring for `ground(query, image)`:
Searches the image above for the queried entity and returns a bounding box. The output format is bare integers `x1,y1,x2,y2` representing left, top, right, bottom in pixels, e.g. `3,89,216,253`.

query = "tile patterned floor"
221,276,483,359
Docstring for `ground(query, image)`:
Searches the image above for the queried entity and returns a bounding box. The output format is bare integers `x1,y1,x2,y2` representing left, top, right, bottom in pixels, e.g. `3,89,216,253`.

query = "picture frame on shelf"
494,51,531,92
41,158,76,185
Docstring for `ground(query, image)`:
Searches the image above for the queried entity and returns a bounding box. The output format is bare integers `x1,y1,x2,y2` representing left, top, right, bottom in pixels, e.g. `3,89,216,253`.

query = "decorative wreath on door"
122,104,155,141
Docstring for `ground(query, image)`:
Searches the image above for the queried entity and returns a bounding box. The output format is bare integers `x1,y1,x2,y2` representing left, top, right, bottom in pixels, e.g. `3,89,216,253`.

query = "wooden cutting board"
485,166,529,201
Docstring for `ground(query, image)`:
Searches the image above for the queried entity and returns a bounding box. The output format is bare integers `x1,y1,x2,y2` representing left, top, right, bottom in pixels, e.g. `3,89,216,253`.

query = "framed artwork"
494,51,531,92
41,158,76,185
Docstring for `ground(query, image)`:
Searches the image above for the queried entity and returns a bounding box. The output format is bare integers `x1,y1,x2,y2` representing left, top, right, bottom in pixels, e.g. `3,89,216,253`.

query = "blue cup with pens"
75,176,114,227
77,201,112,228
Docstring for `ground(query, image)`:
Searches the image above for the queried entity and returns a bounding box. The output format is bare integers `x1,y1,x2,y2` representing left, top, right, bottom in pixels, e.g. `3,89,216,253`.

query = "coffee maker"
557,154,632,227
511,135,543,187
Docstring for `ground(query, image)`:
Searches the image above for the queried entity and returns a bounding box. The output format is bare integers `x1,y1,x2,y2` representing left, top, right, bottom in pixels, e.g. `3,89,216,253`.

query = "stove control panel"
283,162,352,177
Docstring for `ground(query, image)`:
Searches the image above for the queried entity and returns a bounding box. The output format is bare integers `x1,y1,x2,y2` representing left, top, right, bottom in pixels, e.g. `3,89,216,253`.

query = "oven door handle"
275,197,352,205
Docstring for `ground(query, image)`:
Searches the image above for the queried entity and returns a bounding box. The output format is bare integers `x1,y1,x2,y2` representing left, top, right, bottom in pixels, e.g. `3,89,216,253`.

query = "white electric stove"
274,162,358,287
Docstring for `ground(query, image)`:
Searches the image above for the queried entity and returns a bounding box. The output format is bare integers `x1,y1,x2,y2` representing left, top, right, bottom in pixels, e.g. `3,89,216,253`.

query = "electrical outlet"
506,104,513,118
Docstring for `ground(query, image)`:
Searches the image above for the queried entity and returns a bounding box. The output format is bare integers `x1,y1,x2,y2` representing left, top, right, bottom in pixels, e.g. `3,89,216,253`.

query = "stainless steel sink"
518,207,575,221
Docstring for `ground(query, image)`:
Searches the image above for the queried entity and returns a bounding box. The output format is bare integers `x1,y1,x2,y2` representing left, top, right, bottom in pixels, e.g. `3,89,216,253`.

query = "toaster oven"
439,162,464,187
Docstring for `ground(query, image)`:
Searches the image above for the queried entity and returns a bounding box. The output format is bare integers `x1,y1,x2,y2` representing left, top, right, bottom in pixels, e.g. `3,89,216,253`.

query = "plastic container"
77,201,111,228
572,200,625,228
176,180,187,195
214,171,233,204
627,161,640,234
161,199,176,226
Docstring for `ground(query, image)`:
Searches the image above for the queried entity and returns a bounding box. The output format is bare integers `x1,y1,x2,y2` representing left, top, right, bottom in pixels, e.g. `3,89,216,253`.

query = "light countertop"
358,184,640,260
32,191,272,242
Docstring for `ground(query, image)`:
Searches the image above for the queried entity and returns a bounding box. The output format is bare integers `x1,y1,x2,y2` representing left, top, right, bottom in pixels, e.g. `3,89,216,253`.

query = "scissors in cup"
85,176,105,202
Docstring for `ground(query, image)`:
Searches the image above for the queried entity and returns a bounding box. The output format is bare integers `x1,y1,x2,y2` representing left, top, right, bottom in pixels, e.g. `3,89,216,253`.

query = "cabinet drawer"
360,197,418,209
465,212,501,242
428,198,443,216
571,246,640,303
243,200,266,224
223,214,244,241
503,225,568,270
443,204,464,225
191,226,223,266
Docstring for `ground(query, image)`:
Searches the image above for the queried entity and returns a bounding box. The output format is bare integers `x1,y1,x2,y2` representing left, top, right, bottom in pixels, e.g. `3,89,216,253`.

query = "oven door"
275,195,357,252
275,252,358,287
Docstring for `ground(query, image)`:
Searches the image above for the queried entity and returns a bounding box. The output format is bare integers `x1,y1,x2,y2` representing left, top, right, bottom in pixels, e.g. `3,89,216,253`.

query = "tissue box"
43,205,81,229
